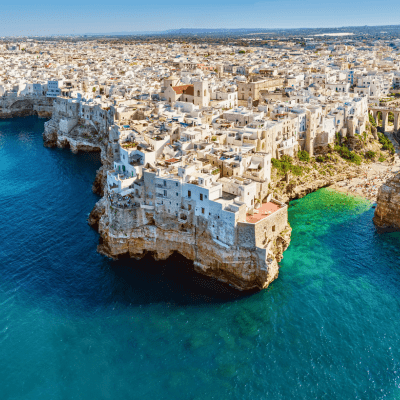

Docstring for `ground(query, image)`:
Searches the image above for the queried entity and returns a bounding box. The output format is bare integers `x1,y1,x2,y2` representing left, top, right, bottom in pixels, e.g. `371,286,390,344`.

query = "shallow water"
1,116,400,399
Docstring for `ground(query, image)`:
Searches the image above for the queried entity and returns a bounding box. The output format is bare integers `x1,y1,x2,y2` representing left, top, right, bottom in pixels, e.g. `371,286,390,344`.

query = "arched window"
197,90,200,96
204,90,206,96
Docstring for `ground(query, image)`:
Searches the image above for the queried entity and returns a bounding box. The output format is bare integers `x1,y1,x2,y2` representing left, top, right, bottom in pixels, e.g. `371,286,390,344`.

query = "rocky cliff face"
0,97,53,119
281,171,360,203
373,173,400,231
96,202,291,291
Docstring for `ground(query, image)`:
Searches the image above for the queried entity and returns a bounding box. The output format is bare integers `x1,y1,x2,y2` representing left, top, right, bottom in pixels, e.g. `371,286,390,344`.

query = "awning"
248,161,260,169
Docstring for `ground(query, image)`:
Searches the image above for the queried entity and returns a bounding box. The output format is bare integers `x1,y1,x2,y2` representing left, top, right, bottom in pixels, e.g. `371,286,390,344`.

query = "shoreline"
328,157,400,203
329,131,400,203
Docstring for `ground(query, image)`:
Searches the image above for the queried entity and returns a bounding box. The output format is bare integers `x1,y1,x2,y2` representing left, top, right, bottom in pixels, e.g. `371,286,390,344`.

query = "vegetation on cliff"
269,125,396,202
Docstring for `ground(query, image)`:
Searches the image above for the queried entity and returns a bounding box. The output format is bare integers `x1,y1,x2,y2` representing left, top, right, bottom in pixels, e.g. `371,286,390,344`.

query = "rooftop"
246,201,281,223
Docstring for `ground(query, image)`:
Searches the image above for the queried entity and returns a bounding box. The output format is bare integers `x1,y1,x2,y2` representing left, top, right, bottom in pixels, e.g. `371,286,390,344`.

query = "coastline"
2,99,398,290
328,161,400,202
330,132,400,203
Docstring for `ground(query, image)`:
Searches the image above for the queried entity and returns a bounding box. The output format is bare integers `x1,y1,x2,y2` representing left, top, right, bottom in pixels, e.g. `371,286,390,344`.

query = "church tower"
194,80,210,107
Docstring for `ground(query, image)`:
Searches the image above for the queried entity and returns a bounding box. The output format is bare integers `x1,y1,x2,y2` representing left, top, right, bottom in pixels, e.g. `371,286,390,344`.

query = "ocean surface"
1,116,400,399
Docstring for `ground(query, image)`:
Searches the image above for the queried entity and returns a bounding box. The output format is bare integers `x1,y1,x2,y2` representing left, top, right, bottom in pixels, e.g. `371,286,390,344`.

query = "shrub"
378,132,395,155
291,165,303,176
365,150,376,159
271,158,303,176
350,152,362,165
378,154,386,162
369,114,376,127
335,132,341,145
316,155,325,163
280,155,293,163
298,150,310,162
334,144,362,165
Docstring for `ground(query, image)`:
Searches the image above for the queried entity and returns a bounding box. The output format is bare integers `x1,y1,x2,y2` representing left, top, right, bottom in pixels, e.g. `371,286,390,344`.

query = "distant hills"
79,25,400,37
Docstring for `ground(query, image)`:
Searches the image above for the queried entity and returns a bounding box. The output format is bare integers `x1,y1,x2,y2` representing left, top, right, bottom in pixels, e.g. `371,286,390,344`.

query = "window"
201,208,205,214
188,190,191,198
176,192,178,196
188,204,192,211
272,225,276,232
164,190,167,196
200,193,203,201
176,182,178,186
163,180,166,186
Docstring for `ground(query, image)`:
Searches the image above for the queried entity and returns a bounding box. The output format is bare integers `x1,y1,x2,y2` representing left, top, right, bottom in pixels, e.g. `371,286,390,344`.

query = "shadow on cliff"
105,252,254,306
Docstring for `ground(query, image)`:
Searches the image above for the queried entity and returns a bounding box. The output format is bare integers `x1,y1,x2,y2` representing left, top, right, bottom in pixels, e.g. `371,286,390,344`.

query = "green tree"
298,150,310,162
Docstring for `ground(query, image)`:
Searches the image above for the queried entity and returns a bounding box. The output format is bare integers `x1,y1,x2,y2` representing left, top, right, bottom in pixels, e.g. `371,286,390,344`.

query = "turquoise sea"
1,116,400,399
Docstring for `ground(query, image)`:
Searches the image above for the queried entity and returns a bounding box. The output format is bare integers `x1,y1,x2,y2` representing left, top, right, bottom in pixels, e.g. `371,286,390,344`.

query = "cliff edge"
96,199,291,291
373,173,400,231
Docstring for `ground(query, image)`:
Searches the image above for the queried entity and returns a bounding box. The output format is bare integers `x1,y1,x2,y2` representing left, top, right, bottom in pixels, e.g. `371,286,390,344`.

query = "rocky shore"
372,130,400,231
373,173,400,231
89,203,293,291
97,214,292,291
0,96,53,119
269,128,400,205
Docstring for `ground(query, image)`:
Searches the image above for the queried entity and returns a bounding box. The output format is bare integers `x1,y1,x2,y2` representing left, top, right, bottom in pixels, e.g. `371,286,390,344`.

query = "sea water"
1,116,400,399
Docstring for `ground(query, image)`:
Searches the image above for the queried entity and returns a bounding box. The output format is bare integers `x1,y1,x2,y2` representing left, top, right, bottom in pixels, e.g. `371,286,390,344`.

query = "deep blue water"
1,116,400,399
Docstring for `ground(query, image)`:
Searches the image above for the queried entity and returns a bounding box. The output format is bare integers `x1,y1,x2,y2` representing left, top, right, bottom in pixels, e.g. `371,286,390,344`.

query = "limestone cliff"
281,171,360,203
0,96,53,119
373,173,400,231
96,202,291,291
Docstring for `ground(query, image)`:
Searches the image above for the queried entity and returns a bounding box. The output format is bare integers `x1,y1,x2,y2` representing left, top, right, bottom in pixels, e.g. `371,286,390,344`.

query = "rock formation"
0,96,53,119
373,173,400,231
96,202,292,291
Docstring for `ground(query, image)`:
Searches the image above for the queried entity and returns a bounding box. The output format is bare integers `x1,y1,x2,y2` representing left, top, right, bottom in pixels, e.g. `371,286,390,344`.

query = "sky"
0,0,399,36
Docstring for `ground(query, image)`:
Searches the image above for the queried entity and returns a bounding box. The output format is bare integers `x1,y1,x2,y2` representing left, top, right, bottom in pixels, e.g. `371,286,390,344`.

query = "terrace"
246,201,282,223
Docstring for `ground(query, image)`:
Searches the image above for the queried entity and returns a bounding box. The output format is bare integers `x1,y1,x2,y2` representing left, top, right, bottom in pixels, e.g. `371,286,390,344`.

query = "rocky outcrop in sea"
373,173,400,231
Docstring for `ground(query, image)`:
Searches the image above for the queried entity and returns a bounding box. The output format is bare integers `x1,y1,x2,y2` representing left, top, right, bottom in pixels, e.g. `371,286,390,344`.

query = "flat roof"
246,202,281,224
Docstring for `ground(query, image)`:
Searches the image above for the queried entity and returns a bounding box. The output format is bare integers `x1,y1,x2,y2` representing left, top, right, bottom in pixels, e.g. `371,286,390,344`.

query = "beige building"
237,77,285,101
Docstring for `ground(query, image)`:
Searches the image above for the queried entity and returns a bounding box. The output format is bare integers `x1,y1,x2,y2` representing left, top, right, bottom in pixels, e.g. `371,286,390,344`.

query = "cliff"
0,96,53,119
373,173,400,231
280,170,360,203
96,202,291,291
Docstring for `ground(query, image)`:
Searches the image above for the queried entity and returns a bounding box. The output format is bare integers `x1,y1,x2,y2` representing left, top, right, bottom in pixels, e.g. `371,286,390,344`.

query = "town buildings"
1,36,399,288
